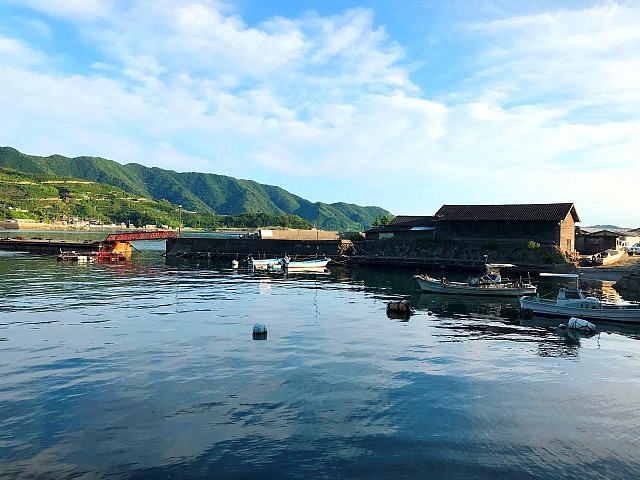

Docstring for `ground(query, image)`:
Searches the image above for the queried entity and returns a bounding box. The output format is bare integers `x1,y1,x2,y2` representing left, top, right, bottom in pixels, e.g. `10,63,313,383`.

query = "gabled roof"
387,215,434,227
365,215,434,233
579,229,624,238
434,203,580,223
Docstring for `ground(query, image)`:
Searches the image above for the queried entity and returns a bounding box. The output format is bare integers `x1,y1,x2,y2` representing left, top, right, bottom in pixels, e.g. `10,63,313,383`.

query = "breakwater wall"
0,237,100,254
166,237,350,260
166,237,575,273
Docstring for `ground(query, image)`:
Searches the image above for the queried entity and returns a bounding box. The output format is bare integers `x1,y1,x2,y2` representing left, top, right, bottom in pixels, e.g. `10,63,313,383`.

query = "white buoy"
232,260,239,269
567,317,596,333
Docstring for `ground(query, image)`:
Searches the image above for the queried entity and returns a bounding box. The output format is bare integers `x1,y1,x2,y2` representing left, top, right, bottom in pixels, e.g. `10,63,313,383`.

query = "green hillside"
0,147,390,230
0,167,314,230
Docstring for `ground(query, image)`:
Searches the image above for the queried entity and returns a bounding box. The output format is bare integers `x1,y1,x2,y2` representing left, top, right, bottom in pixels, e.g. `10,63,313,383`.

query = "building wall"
436,220,563,246
558,213,576,253
576,234,618,255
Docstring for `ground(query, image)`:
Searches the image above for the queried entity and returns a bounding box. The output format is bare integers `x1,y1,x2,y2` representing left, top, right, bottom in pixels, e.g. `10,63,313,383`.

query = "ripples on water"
1,247,640,479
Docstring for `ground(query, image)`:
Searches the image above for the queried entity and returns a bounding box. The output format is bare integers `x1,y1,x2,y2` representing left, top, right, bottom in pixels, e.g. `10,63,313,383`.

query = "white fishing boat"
248,256,331,271
413,264,536,297
248,257,278,270
281,257,331,271
519,273,640,323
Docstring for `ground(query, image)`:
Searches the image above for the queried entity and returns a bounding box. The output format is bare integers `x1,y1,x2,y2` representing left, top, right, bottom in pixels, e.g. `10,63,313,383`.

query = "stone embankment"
348,240,573,273
612,257,640,293
167,237,575,273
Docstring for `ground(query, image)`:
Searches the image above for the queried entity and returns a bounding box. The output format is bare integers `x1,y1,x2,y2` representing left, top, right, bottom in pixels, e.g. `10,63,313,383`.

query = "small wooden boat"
520,273,640,323
414,264,536,297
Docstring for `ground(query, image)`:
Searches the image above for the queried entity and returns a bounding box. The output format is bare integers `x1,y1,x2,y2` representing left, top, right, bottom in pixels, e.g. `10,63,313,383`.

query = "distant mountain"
0,147,390,230
586,225,625,230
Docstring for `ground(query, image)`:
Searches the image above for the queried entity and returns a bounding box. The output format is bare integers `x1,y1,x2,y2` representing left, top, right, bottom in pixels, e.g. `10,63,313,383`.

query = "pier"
166,237,352,261
0,230,178,256
0,237,100,254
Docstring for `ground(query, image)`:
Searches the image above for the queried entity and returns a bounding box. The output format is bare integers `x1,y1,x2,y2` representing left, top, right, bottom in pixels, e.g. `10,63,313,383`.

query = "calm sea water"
1,235,640,479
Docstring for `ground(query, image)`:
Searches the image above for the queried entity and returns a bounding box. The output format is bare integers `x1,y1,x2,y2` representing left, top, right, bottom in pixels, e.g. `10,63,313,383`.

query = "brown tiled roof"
434,203,580,222
365,215,435,233
387,215,434,227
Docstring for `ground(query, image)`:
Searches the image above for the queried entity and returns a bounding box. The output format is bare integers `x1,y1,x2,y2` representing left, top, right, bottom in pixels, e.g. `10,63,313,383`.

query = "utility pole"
178,205,182,236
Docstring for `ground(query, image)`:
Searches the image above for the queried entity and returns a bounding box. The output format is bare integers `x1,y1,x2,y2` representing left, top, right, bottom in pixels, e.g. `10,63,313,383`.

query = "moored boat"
57,250,95,262
247,257,279,270
414,264,536,297
519,273,640,323
248,256,331,271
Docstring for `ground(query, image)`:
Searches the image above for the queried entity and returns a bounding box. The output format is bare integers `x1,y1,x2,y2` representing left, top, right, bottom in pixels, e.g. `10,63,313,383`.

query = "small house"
576,228,640,255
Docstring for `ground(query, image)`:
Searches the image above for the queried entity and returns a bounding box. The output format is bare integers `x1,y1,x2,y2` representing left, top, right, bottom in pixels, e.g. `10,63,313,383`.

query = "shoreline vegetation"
0,147,390,231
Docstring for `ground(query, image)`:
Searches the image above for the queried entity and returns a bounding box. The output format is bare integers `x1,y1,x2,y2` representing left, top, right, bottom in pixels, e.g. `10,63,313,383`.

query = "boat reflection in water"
413,293,521,322
411,290,640,358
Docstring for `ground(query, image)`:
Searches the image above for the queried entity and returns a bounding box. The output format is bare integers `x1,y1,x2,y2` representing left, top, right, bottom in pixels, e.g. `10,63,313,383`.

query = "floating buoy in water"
253,323,267,340
232,260,239,269
567,317,596,333
387,300,412,313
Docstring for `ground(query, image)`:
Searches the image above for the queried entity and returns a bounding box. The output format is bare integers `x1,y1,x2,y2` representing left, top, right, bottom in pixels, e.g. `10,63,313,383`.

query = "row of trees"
371,215,391,227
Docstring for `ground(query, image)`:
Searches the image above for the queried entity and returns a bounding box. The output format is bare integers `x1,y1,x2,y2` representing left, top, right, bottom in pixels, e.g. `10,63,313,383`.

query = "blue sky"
1,1,639,225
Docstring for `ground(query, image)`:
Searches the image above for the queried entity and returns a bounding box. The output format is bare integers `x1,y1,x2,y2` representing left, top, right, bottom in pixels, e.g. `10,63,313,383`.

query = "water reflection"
412,293,521,322
3,250,640,478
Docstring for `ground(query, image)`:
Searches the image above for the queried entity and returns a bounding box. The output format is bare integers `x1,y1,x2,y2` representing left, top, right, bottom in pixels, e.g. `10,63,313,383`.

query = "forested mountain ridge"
0,147,390,230
0,167,315,229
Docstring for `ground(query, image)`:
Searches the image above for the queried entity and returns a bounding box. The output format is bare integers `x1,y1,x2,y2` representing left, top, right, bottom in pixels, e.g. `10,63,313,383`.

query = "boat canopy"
539,273,579,278
486,263,516,268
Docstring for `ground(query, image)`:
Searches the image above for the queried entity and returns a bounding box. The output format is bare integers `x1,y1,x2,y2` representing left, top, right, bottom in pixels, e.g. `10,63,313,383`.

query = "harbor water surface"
1,236,640,479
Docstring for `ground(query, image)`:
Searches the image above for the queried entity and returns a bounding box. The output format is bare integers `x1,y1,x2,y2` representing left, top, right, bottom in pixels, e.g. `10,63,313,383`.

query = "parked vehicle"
628,243,640,256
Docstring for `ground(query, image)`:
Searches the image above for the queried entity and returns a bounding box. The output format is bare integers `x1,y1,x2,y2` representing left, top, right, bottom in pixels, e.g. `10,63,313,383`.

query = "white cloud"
10,16,53,38
0,37,49,67
1,1,640,224
10,0,113,21
464,4,640,109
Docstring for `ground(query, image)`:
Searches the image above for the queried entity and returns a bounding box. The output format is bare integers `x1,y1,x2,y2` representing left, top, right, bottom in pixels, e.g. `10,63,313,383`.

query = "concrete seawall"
166,237,350,260
0,237,100,254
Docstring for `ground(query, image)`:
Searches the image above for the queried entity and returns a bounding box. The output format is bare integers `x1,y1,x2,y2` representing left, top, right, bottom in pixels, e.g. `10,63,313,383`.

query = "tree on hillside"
380,215,391,225
372,215,380,227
